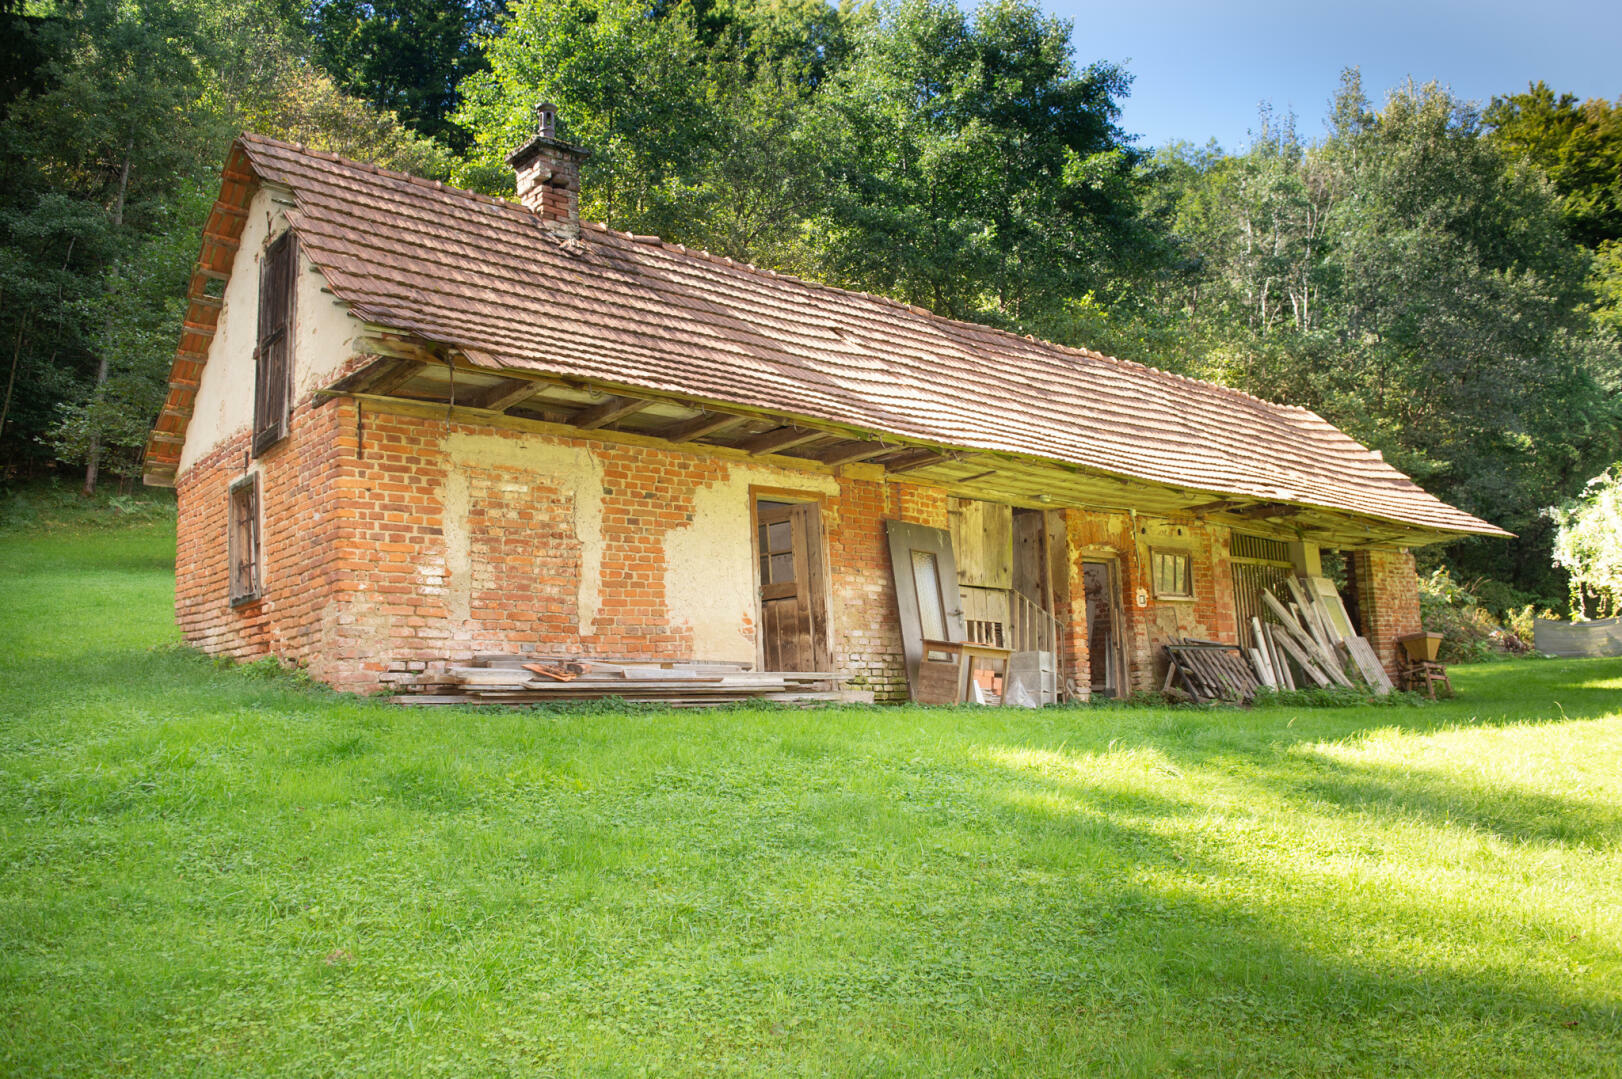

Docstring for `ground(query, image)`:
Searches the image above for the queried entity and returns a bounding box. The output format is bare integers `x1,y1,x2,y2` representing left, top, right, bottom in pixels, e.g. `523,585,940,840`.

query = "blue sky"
1046,0,1622,151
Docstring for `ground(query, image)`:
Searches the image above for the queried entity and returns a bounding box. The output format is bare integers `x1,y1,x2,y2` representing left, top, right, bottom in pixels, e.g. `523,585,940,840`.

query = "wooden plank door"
756,502,830,672
885,520,967,698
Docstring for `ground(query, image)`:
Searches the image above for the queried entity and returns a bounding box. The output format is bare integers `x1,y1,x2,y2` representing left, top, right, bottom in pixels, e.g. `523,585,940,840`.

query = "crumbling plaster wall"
178,185,363,476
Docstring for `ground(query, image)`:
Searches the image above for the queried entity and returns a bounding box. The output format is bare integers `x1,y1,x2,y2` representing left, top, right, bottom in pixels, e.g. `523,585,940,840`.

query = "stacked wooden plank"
1251,579,1394,696
389,654,870,707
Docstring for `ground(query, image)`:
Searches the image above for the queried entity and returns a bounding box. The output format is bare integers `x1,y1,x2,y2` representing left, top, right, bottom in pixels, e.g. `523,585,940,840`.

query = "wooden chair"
1400,659,1453,699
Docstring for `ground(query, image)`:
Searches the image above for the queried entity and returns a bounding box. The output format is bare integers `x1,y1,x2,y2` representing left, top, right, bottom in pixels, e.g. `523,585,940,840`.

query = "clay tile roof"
165,132,1508,538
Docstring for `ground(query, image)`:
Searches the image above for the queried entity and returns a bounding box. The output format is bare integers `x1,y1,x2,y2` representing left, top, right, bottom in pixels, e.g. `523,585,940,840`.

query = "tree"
805,0,1150,328
1548,464,1622,618
1485,82,1622,250
304,0,506,151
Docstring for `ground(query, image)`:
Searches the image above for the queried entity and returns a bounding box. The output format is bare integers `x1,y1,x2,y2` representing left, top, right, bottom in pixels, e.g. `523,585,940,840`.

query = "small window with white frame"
1151,548,1193,600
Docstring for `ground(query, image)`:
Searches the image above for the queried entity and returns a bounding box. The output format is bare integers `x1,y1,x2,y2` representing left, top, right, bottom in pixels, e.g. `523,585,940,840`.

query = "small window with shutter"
228,474,262,606
253,231,296,454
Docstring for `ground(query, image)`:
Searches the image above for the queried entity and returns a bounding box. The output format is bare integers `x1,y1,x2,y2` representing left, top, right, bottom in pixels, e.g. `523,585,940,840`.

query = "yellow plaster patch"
663,462,839,663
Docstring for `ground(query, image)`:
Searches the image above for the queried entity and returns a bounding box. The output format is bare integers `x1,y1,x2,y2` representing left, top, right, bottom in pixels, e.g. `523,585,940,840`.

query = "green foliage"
1417,566,1540,663
0,0,449,487
1547,463,1622,618
1147,72,1622,604
305,0,506,152
2,520,1621,1075
1485,82,1622,249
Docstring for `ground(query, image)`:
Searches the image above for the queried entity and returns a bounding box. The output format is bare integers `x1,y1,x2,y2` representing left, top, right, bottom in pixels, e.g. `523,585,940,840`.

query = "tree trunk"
83,142,133,498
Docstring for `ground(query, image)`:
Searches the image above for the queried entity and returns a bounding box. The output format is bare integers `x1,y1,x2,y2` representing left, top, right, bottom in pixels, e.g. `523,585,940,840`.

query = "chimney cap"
505,102,591,170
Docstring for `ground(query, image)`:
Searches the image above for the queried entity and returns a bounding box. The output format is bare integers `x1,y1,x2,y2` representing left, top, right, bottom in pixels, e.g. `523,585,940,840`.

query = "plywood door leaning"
756,502,831,672
885,520,968,699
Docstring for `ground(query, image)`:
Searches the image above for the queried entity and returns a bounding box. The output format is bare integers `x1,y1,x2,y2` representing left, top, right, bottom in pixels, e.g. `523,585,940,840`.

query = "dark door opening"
1083,560,1125,697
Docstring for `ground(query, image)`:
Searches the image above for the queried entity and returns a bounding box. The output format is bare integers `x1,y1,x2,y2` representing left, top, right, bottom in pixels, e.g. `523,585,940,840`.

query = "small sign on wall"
1135,586,1148,607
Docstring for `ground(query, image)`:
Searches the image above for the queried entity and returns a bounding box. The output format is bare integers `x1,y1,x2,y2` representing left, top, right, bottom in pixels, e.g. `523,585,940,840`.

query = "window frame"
228,473,262,607
1150,547,1194,601
252,230,296,456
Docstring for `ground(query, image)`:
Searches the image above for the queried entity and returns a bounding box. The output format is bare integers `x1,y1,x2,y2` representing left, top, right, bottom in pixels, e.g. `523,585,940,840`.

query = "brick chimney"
507,102,590,240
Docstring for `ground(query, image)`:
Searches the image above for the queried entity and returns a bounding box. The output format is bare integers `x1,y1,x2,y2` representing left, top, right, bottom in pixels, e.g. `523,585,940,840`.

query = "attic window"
253,231,296,455
1151,549,1193,600
228,473,262,606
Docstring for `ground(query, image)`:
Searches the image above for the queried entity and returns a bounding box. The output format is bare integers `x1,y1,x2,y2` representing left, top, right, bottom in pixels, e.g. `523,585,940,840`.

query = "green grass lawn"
1,515,1619,1077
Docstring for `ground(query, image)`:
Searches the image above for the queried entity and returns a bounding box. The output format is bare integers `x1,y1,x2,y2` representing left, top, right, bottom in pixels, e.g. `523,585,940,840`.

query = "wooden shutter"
228,474,262,605
253,231,296,455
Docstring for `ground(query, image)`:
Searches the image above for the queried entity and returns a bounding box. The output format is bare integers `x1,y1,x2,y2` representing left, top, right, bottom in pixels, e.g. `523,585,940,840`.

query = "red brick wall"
176,400,954,698
1352,548,1423,680
1060,509,1237,695
174,399,355,674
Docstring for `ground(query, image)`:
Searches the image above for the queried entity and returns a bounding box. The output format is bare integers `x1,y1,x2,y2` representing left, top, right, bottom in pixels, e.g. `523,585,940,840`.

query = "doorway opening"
1083,559,1126,697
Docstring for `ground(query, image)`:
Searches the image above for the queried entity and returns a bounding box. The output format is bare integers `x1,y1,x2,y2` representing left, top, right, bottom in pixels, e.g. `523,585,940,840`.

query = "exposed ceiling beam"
662,411,746,443
738,426,826,456
815,440,893,467
363,360,428,397
882,449,950,474
1229,502,1304,520
471,378,545,412
573,395,652,429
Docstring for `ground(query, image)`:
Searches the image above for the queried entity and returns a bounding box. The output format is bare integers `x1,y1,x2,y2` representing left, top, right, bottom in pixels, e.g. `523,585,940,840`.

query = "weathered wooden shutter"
253,232,296,455
228,474,262,605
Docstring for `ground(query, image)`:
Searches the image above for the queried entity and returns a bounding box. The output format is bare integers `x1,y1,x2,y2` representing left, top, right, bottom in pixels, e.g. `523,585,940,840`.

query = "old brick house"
143,117,1507,701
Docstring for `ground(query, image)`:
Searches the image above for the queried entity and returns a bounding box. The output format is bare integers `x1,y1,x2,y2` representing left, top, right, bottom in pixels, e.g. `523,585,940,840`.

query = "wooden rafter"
363,360,427,396
573,395,651,429
471,378,544,412
882,449,950,474
662,411,744,443
815,440,892,467
738,426,826,456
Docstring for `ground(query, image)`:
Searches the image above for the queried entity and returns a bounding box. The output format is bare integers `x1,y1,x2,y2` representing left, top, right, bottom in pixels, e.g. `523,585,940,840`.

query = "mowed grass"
1,519,1619,1077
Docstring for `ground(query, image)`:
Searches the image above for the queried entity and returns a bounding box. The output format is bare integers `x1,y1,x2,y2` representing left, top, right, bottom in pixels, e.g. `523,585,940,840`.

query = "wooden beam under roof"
881,449,951,474
662,411,745,443
814,439,893,467
738,426,827,456
363,359,428,396
470,378,545,412
573,395,651,429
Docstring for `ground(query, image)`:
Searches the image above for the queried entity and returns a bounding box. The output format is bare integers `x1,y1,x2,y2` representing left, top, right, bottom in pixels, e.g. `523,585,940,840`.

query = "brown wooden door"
756,502,830,672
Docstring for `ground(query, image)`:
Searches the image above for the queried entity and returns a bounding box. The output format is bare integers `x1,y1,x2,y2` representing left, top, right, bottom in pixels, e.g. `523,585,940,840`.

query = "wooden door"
756,502,830,672
885,520,967,698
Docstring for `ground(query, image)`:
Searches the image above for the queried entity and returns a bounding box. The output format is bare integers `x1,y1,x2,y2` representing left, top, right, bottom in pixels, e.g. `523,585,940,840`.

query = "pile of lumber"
390,653,871,707
1249,578,1394,695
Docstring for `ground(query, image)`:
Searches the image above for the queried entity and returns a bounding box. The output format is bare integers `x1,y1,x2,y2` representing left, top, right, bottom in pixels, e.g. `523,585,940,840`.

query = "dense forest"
3,0,1618,614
